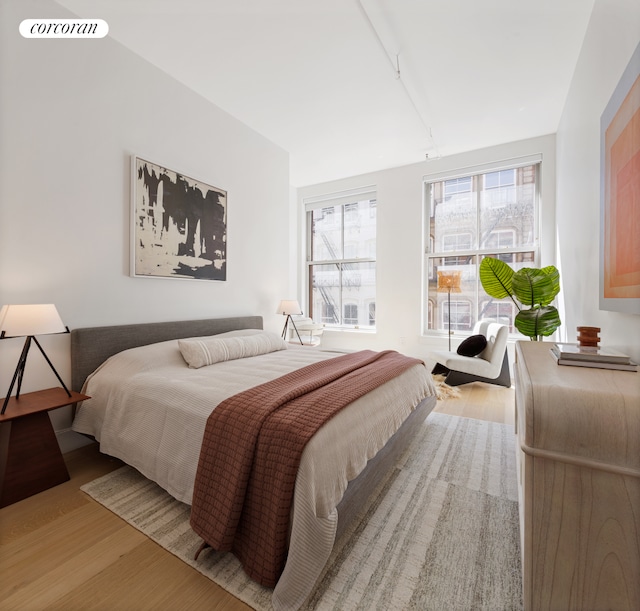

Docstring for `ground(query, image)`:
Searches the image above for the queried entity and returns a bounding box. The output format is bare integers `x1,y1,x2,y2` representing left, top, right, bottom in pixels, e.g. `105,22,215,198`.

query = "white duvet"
72,332,436,610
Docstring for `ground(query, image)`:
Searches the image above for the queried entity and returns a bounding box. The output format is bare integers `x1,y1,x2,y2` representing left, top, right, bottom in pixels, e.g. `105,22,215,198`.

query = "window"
368,302,376,326
344,304,358,325
484,228,515,250
306,188,376,328
424,160,539,336
443,232,473,252
480,300,516,328
321,303,337,325
344,202,359,223
444,176,472,197
484,169,515,190
443,300,472,331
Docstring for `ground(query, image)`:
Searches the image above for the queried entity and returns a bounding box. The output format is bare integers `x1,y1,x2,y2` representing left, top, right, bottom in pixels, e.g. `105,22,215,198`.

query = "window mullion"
338,262,343,325
340,205,344,325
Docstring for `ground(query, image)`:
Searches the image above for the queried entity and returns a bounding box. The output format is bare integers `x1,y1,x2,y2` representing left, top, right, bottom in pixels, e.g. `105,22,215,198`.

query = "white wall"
296,135,557,364
556,0,640,362
0,1,291,450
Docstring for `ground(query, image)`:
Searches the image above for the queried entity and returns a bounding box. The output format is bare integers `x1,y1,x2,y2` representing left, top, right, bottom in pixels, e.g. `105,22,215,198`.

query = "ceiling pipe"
356,0,440,158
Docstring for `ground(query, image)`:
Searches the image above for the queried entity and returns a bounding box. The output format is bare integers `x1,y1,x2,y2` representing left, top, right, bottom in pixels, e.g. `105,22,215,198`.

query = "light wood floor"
432,379,515,426
1,382,514,611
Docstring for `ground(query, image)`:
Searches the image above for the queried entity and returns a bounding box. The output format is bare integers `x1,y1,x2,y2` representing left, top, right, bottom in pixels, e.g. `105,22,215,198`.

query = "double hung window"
424,159,540,336
305,187,376,328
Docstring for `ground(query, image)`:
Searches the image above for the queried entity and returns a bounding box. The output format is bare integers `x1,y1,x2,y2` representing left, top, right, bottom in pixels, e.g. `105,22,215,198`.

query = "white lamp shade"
0,304,67,338
276,300,302,316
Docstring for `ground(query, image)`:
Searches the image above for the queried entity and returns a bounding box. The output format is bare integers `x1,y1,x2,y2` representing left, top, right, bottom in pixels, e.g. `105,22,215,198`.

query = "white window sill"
322,327,377,334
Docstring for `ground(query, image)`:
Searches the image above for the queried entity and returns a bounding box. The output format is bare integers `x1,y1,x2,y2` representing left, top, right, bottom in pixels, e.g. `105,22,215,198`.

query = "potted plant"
479,257,561,340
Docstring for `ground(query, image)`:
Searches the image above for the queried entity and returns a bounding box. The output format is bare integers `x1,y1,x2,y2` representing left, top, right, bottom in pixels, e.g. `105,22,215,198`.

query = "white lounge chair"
429,319,511,387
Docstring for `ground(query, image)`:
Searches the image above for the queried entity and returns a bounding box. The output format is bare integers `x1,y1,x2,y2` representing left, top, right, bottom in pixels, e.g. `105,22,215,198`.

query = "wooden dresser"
514,341,640,610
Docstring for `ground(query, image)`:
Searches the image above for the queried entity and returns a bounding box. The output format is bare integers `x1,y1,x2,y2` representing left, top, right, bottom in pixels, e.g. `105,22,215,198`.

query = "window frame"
423,156,541,338
305,186,377,330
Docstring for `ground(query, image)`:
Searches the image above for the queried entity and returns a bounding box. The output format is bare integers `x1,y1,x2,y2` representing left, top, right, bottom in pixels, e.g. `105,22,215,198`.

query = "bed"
71,316,437,610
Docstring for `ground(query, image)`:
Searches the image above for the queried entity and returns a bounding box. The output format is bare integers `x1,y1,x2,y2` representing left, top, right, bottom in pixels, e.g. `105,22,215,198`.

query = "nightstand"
0,387,89,507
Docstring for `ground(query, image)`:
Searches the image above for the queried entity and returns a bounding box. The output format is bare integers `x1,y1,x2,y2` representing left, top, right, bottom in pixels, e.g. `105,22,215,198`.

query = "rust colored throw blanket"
190,349,423,587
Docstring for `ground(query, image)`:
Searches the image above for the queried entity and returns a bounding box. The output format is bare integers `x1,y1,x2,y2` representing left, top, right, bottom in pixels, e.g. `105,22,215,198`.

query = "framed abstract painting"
600,42,640,314
131,156,227,281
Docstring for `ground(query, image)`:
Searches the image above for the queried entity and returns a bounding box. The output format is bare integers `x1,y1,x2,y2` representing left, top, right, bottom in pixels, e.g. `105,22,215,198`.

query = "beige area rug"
81,413,522,610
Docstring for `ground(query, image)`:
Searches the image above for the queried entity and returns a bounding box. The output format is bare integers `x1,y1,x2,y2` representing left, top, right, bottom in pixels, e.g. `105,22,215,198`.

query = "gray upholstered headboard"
70,316,263,392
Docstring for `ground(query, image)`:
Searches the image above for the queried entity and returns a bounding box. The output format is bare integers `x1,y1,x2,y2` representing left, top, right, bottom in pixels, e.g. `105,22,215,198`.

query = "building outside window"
344,303,358,325
306,187,376,328
424,160,540,336
368,302,376,326
444,300,472,331
443,232,473,252
481,300,517,329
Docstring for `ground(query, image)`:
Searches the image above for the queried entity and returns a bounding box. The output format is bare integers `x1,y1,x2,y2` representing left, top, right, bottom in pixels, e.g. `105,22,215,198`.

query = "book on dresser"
552,342,631,362
550,343,638,371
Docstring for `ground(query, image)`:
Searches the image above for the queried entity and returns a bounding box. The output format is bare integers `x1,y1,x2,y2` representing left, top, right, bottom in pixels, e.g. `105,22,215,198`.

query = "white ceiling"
56,0,594,186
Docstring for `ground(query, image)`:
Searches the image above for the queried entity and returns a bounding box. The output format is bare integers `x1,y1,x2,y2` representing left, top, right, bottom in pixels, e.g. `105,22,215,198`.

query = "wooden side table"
0,387,89,507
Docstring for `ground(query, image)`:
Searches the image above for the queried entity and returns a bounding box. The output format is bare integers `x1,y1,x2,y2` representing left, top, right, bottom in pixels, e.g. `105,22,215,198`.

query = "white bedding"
72,332,436,610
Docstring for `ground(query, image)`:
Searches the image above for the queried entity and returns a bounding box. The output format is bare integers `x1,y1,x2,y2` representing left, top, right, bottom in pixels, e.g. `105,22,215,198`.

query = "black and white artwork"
132,156,227,281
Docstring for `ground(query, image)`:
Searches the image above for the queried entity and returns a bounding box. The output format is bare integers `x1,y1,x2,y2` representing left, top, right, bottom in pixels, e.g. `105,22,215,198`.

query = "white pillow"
178,331,288,368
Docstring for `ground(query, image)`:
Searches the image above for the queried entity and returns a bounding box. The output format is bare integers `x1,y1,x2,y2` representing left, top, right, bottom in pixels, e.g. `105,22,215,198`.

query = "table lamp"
0,304,71,414
437,270,462,351
276,300,303,345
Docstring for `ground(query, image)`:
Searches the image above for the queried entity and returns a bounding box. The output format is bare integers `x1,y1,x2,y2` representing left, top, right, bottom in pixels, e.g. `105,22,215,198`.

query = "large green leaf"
540,265,561,304
512,266,560,307
479,257,514,300
515,306,561,338
479,258,562,338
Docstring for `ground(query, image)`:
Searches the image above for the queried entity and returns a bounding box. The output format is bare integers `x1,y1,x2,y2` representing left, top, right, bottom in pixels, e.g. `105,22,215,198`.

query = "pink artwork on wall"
600,42,640,314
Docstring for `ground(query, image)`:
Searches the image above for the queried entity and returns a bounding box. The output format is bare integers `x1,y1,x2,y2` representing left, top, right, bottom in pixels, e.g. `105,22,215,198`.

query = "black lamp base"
281,315,303,345
1,336,71,415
